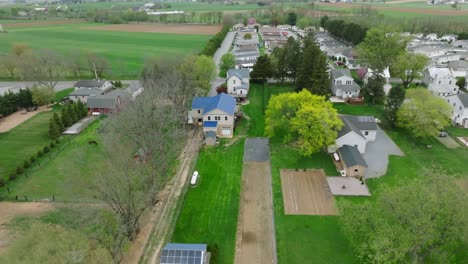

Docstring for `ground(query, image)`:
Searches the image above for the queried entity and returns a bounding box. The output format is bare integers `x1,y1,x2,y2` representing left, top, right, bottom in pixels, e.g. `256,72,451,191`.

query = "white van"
190,171,199,186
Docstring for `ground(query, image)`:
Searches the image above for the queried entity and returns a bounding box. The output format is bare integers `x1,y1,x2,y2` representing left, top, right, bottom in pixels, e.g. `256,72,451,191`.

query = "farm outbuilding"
338,145,368,178
204,131,217,146
160,243,209,264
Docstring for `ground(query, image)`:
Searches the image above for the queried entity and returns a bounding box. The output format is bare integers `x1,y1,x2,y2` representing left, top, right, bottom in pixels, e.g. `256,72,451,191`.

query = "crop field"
0,22,212,78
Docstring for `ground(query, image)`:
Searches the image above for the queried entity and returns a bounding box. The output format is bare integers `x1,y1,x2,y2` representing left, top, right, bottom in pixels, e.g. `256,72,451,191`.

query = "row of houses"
232,27,260,71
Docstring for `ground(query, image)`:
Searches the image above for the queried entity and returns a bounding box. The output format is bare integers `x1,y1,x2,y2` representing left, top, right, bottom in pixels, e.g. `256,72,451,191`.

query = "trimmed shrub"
55,139,60,144
16,166,24,175
37,150,44,157
30,156,36,163
9,172,17,180
50,142,55,148
23,160,31,169
43,146,50,153
0,178,6,187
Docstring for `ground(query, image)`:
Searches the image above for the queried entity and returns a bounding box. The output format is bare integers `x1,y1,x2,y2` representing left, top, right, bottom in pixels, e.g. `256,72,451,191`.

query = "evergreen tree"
48,117,60,140
251,55,274,84
77,100,88,118
67,104,78,123
272,47,288,83
384,85,406,127
310,54,331,97
53,112,64,132
284,37,301,82
72,103,81,120
296,36,320,91
361,75,386,105
61,106,72,127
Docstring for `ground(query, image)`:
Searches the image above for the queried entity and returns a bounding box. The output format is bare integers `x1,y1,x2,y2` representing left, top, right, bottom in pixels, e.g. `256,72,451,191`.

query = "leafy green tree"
391,53,429,88
265,90,343,156
219,53,236,77
358,28,407,73
397,88,451,137
384,85,405,127
287,12,297,26
361,75,386,105
53,112,64,132
243,33,252,40
31,85,55,106
456,77,466,91
339,171,468,264
251,55,274,84
193,55,216,95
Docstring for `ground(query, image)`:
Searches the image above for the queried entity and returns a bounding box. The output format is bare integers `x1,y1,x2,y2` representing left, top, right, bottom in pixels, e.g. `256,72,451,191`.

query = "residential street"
209,31,235,96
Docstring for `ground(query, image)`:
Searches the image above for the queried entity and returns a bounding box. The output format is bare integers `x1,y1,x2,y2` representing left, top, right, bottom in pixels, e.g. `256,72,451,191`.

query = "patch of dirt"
385,0,426,4
436,136,460,149
317,2,468,16
0,202,54,253
85,23,222,35
234,162,276,264
280,169,338,215
3,19,85,29
455,178,468,193
0,105,52,133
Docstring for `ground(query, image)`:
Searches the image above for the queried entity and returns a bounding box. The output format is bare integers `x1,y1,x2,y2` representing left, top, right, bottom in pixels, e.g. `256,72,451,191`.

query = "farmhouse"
189,93,236,138
337,145,368,178
226,69,250,99
73,80,112,92
423,67,458,96
335,115,378,154
330,69,361,99
446,94,468,128
69,88,104,103
160,243,208,264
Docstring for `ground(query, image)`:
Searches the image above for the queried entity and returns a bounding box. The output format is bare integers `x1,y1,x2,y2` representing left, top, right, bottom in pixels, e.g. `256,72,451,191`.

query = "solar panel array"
160,249,203,264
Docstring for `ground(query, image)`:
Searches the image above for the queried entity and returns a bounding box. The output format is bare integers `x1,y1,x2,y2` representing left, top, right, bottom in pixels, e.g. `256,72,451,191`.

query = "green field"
0,22,211,78
0,119,106,202
0,110,55,179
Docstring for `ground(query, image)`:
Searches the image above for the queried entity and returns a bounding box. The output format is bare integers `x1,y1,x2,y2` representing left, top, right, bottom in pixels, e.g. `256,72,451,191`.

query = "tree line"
0,85,55,117
48,101,88,140
200,25,230,57
320,16,368,45
0,44,110,84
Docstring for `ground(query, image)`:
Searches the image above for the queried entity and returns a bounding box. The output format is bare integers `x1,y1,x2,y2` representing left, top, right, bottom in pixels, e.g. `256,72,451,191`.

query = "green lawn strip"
54,88,74,102
1,120,103,202
171,140,244,264
0,110,55,178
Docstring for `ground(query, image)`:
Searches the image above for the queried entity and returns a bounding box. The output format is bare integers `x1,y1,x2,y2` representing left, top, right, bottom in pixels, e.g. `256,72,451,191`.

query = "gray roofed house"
330,69,361,99
69,87,104,103
74,80,112,91
338,145,368,167
335,115,378,154
227,69,250,98
87,90,129,114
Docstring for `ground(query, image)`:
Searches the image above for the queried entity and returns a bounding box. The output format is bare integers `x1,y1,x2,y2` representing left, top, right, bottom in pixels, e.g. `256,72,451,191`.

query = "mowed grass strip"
0,23,211,77
171,140,244,264
1,120,104,202
0,110,54,178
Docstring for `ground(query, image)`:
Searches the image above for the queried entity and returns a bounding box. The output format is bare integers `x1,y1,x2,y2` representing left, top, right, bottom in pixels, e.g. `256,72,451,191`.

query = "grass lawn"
54,88,74,102
0,22,211,78
0,110,55,179
0,120,104,202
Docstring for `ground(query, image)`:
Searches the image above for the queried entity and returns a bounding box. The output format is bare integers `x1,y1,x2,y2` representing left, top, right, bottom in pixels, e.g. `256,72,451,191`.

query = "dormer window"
198,110,201,114
233,80,236,84
208,116,211,121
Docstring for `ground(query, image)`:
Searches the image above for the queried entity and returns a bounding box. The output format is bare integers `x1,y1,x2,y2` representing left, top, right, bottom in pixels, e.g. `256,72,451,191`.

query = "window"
365,131,369,136
453,103,456,107
215,116,220,121
225,116,228,121
233,79,236,84
337,80,342,85
354,144,358,148
439,80,441,84
460,106,463,110
354,169,358,172
197,110,200,114
208,116,211,121
346,81,352,85
449,81,452,84
454,88,457,91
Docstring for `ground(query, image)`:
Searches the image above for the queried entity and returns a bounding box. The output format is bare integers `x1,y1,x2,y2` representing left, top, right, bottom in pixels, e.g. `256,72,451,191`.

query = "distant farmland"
0,22,213,78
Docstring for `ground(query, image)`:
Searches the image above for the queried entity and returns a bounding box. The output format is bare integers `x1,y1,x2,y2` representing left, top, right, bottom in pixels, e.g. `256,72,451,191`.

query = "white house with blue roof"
227,68,250,99
189,93,236,138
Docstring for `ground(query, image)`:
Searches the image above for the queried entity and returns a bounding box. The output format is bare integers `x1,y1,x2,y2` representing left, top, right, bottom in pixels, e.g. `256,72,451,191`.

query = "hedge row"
200,25,230,57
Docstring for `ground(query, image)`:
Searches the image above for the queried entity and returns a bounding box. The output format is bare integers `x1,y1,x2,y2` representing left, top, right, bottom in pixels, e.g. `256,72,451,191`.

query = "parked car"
190,171,199,186
439,131,448,137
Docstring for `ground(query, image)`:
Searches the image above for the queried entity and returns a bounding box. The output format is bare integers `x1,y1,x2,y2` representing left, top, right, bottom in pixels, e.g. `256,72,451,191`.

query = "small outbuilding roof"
74,80,108,88
70,87,102,97
338,145,368,168
203,121,218,128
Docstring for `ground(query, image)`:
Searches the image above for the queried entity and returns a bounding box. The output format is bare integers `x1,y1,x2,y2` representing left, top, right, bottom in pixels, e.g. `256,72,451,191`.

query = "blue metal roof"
203,121,218,128
163,243,207,251
191,93,236,115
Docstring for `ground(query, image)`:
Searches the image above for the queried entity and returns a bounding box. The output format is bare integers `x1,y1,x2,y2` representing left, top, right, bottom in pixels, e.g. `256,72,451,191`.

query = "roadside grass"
0,22,210,78
0,110,55,179
54,88,74,102
0,120,103,202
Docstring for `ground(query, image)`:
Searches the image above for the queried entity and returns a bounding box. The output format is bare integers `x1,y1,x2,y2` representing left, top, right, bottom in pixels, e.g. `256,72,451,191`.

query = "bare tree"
68,50,88,78
18,49,66,89
87,52,109,79
0,54,17,78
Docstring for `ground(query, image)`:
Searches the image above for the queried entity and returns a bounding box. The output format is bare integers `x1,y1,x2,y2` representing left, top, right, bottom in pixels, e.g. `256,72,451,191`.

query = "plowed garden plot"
86,23,222,35
280,169,338,215
3,19,85,29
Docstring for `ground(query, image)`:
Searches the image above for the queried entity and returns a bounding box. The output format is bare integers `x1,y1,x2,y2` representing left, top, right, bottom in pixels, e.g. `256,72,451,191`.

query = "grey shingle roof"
228,69,250,79
331,69,352,79
339,145,368,167
70,87,103,97
87,97,117,109
458,93,468,107
338,115,377,139
74,80,107,88
335,84,361,92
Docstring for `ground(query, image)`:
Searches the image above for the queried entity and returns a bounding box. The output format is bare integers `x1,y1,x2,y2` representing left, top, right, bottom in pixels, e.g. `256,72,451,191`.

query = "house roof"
74,80,108,88
338,145,368,168
70,87,103,97
203,121,218,128
192,93,236,115
228,69,250,79
448,60,468,69
205,131,217,139
457,93,468,108
86,89,129,109
426,67,453,79
331,69,352,79
336,83,361,92
338,115,377,139
161,243,206,264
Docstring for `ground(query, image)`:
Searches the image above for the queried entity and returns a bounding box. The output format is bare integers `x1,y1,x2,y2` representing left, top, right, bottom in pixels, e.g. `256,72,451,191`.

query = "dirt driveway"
86,23,222,35
235,138,276,264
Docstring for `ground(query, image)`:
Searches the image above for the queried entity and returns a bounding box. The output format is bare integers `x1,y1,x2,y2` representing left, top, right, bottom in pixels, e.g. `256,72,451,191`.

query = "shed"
204,131,217,146
160,243,209,264
338,145,368,178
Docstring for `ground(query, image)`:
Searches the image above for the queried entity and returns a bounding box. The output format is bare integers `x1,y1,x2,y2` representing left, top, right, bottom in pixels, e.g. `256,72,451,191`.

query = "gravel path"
208,31,235,96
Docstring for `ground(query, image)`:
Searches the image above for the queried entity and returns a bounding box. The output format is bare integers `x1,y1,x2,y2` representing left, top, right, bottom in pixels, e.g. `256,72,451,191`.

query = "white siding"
336,132,367,154
447,96,468,127
227,76,242,94
361,130,376,142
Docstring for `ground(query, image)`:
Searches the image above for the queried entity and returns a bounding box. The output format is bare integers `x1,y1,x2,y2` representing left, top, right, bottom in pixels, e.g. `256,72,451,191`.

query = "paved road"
209,31,235,96
0,80,141,95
